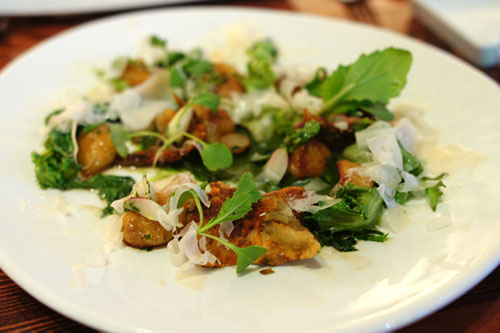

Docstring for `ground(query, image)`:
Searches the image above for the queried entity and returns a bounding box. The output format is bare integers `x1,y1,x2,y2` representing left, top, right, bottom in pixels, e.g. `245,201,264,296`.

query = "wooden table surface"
1,0,499,331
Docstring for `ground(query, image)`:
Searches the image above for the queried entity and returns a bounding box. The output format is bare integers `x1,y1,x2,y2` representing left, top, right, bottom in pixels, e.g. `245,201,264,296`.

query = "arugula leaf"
200,232,267,274
358,102,395,121
200,142,233,171
184,58,213,78
198,173,262,233
304,68,327,97
245,39,278,89
398,141,423,176
330,100,395,121
282,121,321,152
426,180,446,212
109,124,129,158
320,48,412,114
191,92,220,112
170,67,187,88
218,239,266,274
196,173,265,273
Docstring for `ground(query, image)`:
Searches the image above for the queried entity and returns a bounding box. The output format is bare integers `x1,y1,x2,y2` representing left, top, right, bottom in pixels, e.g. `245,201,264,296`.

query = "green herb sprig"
304,48,411,119
192,173,266,273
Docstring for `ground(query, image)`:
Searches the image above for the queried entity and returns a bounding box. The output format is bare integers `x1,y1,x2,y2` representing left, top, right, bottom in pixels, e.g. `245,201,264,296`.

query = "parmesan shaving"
167,222,219,267
219,221,235,240
288,191,339,213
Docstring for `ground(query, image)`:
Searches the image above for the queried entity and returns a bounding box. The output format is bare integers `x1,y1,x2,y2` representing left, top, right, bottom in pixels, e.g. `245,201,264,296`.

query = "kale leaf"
80,175,135,216
32,129,81,190
32,128,134,216
303,184,386,251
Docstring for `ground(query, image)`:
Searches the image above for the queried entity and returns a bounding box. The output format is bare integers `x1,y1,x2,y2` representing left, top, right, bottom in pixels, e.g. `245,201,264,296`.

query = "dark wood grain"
0,0,498,331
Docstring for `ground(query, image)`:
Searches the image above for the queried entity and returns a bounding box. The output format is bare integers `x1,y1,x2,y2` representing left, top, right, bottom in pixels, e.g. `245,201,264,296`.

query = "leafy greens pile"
32,35,447,271
32,129,134,216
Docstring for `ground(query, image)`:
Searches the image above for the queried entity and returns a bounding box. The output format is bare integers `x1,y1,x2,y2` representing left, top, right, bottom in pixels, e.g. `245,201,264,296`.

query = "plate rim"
1,5,500,332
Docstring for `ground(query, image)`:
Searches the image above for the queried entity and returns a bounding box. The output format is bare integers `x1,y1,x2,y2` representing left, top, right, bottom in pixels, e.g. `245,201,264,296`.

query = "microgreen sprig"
110,125,232,171
184,173,266,274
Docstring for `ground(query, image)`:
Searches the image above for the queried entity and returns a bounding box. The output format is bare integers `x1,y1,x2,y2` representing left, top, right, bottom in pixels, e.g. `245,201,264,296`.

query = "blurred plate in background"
0,0,206,16
413,0,500,67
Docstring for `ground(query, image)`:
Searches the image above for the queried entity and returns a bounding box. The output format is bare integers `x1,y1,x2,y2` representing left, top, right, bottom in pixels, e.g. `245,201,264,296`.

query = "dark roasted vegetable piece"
119,60,150,87
287,139,331,179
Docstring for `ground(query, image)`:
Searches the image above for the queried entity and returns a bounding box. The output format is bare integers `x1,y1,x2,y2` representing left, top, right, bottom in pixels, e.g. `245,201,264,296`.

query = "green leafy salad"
32,36,446,273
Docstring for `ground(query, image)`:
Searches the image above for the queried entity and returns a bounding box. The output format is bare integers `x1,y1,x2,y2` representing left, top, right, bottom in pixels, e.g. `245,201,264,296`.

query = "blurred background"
0,0,499,332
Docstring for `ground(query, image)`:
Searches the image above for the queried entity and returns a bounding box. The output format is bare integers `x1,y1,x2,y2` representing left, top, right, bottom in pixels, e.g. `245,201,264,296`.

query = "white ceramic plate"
0,0,204,16
1,7,500,332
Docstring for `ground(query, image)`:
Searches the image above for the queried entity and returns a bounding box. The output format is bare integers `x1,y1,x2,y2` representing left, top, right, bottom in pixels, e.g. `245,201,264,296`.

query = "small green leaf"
167,52,185,67
425,181,446,212
232,245,267,274
244,39,278,89
359,102,394,121
320,48,412,114
304,67,327,97
200,142,233,171
394,191,413,205
109,125,129,158
191,92,220,112
200,232,267,274
150,35,166,48
170,67,186,88
198,173,261,232
247,39,278,62
399,141,423,176
184,59,213,78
